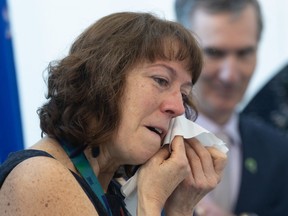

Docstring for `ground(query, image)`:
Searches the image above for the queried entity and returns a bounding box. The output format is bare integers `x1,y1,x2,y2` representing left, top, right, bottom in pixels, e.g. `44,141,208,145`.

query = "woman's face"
111,60,193,164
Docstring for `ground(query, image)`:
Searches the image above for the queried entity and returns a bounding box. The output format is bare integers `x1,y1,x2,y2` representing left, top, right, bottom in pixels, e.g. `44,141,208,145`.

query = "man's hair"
38,12,203,149
175,0,263,41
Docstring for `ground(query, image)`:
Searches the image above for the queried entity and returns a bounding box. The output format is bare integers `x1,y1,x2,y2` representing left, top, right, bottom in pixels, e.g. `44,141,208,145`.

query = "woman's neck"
84,146,119,192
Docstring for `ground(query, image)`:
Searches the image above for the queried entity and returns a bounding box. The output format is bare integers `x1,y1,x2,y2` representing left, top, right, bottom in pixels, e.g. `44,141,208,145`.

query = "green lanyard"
62,142,113,216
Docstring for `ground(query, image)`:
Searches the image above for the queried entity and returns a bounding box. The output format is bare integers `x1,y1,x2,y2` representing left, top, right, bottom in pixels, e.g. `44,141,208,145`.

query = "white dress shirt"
196,112,242,210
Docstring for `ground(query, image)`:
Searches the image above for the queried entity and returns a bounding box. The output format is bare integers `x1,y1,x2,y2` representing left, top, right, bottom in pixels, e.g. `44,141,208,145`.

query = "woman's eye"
153,77,169,87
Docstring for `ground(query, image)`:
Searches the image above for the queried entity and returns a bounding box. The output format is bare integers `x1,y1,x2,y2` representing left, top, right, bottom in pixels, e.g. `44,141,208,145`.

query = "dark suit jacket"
243,63,288,132
234,114,288,216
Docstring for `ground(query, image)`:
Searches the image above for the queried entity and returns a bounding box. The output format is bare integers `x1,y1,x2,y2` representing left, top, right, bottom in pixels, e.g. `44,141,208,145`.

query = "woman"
0,12,226,215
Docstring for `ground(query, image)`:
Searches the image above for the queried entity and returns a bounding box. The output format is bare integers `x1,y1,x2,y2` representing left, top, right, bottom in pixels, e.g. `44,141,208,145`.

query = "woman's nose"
160,91,186,117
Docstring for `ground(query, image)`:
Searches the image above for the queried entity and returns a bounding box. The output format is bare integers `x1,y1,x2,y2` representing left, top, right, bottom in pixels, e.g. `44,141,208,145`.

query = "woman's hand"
136,136,227,216
136,136,190,215
164,137,227,216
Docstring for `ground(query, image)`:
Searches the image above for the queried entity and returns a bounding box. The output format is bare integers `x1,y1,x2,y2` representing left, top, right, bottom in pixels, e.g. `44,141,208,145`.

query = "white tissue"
163,114,229,153
121,115,229,215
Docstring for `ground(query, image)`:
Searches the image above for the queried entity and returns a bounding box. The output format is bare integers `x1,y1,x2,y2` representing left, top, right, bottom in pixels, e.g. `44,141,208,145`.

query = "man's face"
191,5,258,124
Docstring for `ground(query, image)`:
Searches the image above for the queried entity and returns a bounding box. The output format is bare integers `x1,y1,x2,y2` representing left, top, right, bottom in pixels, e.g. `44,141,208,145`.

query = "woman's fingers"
186,138,215,174
147,136,187,166
148,144,171,164
206,146,227,175
137,136,190,209
184,143,205,184
184,138,227,187
170,136,188,161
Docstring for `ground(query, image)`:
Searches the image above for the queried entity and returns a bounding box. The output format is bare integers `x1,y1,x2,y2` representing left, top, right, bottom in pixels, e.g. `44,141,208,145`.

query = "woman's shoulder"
0,150,98,216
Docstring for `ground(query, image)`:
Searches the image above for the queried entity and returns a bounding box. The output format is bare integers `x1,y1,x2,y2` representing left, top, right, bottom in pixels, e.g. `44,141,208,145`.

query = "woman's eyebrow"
165,65,193,90
150,63,193,88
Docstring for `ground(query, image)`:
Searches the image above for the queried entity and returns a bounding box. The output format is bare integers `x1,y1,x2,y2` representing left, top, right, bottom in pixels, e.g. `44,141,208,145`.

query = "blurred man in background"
175,0,288,215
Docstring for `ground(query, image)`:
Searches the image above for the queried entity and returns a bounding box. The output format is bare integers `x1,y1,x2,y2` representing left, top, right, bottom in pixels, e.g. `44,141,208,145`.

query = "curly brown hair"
37,12,203,149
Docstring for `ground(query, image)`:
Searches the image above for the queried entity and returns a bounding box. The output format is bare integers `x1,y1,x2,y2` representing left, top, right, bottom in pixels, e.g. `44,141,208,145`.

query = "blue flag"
0,0,24,163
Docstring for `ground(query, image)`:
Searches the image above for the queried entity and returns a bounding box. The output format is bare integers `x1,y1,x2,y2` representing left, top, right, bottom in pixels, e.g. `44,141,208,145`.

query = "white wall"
243,0,288,107
7,0,288,148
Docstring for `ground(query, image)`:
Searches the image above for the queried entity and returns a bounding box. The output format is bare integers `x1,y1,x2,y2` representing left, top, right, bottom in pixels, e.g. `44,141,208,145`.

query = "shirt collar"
195,112,241,146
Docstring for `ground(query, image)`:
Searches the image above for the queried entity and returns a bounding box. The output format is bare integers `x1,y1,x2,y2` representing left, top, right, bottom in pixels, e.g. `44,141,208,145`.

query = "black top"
0,149,131,216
